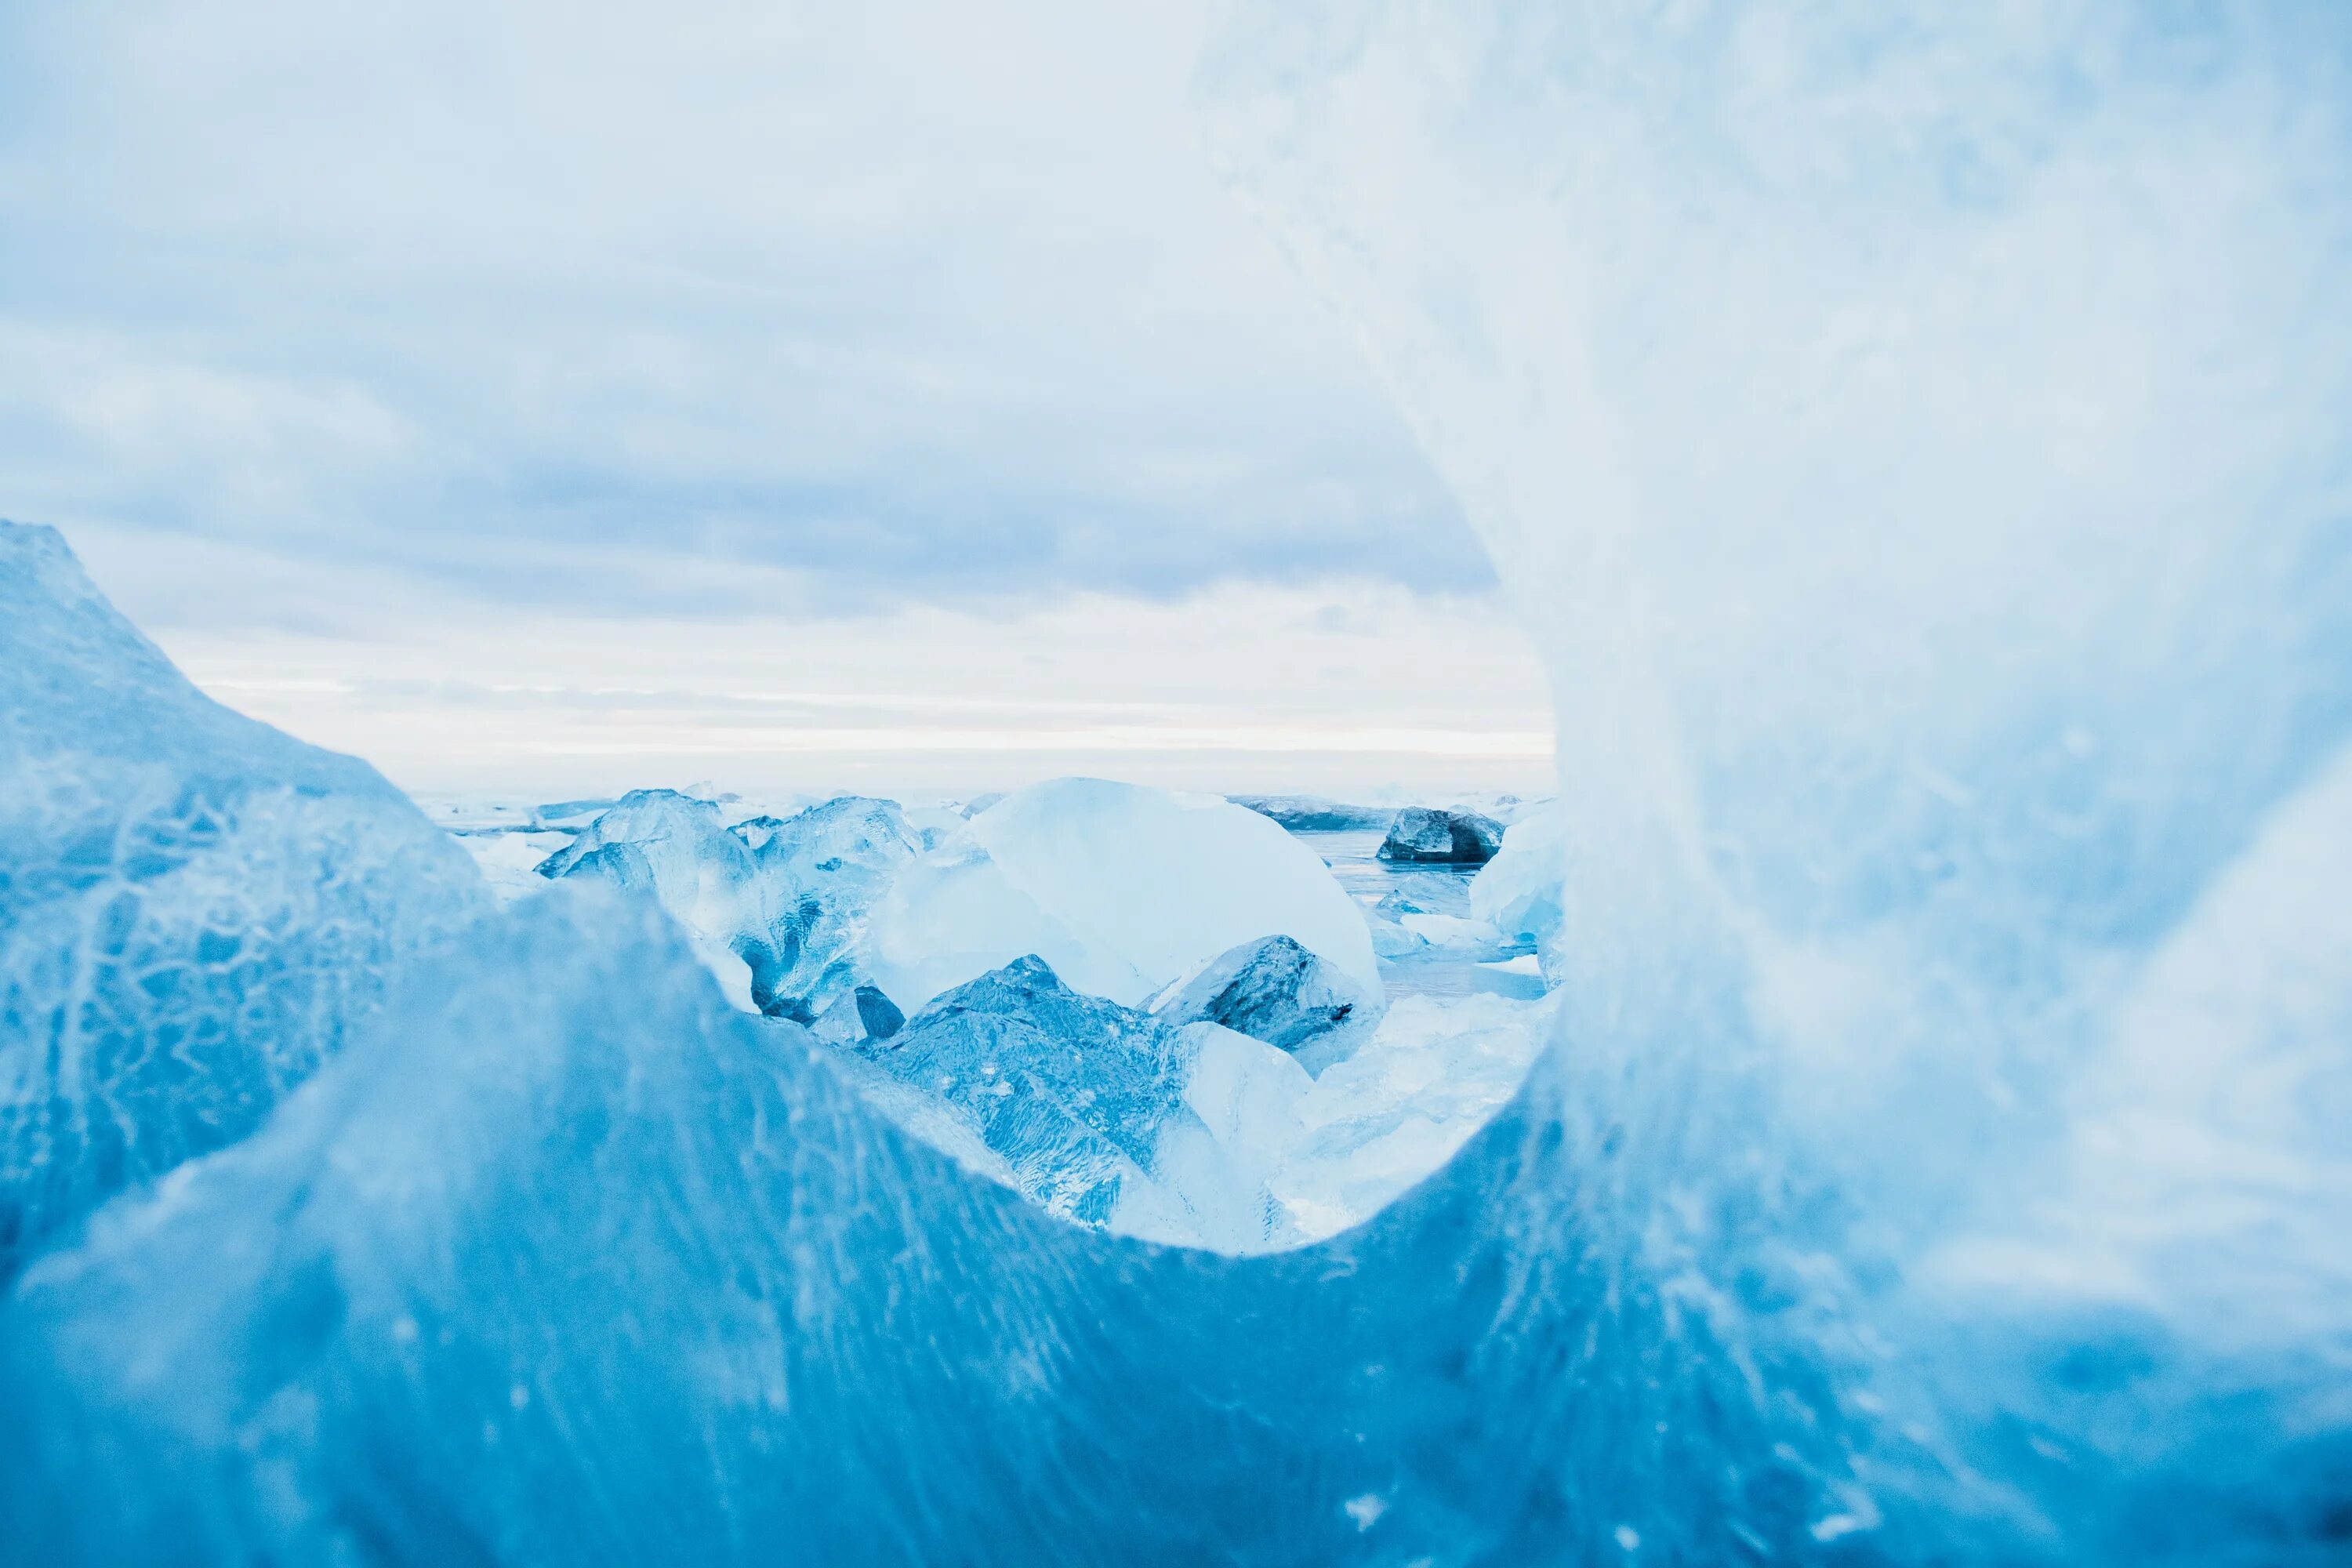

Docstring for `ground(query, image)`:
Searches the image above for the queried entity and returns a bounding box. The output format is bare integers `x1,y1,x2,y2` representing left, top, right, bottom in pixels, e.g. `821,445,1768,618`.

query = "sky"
0,0,1551,801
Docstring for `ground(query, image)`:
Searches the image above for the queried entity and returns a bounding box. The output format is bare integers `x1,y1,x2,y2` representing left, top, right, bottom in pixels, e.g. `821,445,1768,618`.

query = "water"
1293,828,1545,1002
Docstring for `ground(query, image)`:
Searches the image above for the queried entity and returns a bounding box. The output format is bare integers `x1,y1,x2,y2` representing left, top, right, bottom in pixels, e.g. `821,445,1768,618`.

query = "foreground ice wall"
0,522,485,1283
1204,0,2352,1543
3,5,2351,1563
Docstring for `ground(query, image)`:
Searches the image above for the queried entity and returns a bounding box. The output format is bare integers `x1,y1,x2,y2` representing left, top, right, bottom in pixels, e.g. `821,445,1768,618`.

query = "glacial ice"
535,789,769,1007
1148,932,1380,1064
537,789,922,1021
1467,804,1566,963
730,795,925,1020
0,521,485,1285
866,777,1381,1012
3,3,2351,1561
853,954,1269,1248
1377,805,1504,864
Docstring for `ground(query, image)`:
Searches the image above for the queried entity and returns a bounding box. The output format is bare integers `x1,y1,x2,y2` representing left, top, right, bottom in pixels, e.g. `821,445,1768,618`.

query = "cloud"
0,0,1491,625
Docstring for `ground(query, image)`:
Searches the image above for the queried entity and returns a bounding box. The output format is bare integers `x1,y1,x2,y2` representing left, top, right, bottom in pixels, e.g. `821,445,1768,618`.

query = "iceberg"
1147,933,1381,1064
855,954,1257,1243
732,795,925,1021
0,521,485,1284
866,777,1380,1013
1376,806,1504,865
1467,804,1566,961
537,790,922,1021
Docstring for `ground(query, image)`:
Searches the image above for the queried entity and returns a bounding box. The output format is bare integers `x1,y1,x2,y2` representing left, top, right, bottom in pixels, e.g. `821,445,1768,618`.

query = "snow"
866,777,1380,1012
453,829,578,904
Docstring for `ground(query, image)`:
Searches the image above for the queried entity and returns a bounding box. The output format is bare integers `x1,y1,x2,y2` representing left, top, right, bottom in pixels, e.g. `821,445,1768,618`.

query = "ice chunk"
732,796,925,1019
1467,805,1566,958
1148,934,1380,1063
855,955,1261,1247
0,521,485,1283
852,983,905,1041
1376,807,1503,865
866,778,1380,1012
536,790,922,1021
1207,0,2352,1552
536,789,769,1007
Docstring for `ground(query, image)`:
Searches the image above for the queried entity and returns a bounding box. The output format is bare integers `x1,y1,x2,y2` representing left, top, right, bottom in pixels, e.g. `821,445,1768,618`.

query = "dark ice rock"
1377,806,1505,865
1227,794,1397,833
853,983,905,1041
1149,935,1378,1058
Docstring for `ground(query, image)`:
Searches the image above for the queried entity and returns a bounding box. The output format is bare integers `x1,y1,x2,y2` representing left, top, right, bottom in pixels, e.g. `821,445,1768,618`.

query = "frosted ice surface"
866,777,1380,1012
0,521,486,1283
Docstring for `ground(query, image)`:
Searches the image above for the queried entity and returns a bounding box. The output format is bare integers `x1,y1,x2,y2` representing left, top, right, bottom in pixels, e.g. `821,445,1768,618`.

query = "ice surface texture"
0,521,485,1284
858,955,1196,1231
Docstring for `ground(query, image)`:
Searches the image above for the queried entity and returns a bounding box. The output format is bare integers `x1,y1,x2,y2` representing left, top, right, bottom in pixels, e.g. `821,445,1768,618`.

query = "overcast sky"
0,0,1549,800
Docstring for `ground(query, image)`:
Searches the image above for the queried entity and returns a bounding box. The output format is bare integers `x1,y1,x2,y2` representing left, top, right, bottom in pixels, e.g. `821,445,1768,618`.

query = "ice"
452,828,579,905
855,954,1269,1249
536,790,922,1021
731,795,925,1021
1147,933,1380,1065
1203,0,2352,1552
1466,804,1566,964
535,789,770,1008
1226,794,1396,832
4,5,2351,1559
866,777,1381,1012
1269,992,1555,1240
0,521,486,1283
1376,806,1504,864
1394,910,1513,959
